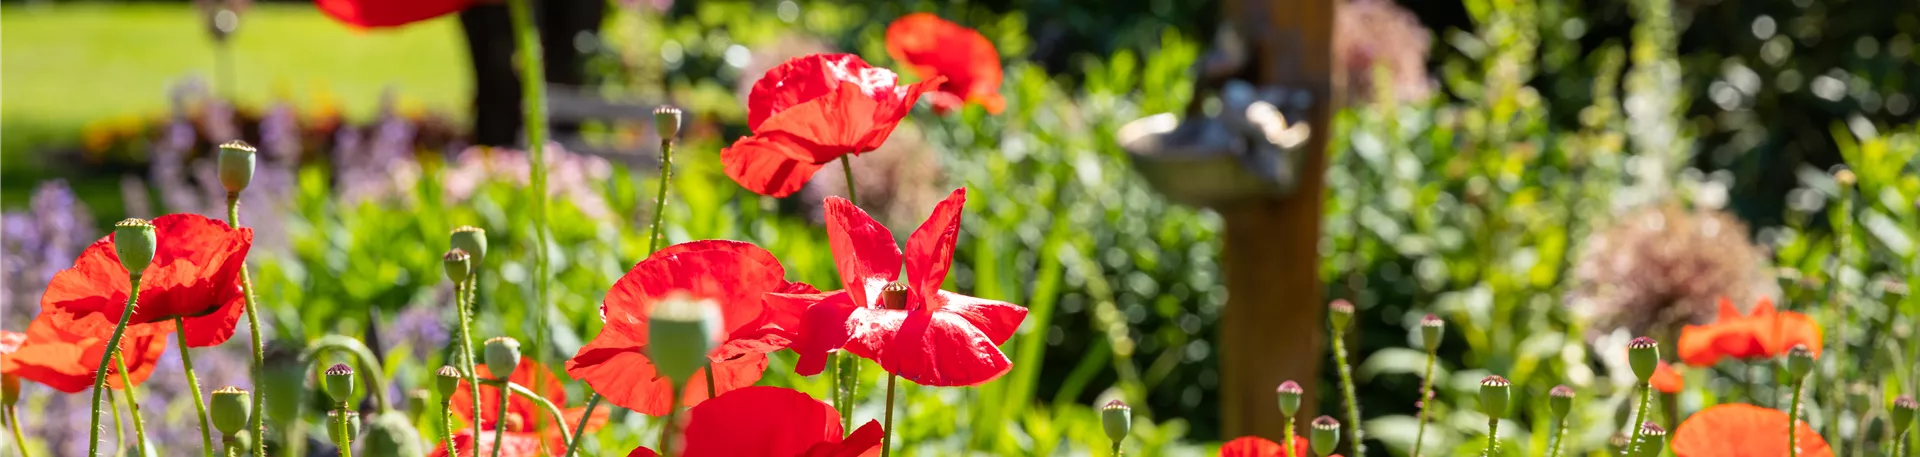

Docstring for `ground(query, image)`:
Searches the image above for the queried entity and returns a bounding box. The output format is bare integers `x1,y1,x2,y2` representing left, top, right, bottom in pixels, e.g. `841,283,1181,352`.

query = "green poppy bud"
1785,344,1815,380
435,365,462,400
1627,337,1660,382
1100,399,1131,445
1310,416,1340,456
1419,314,1444,351
113,218,157,276
450,226,488,266
328,410,361,447
483,337,522,379
210,386,252,436
1631,422,1666,457
1276,380,1303,417
218,140,256,194
2,374,18,407
1835,169,1856,186
443,249,471,284
362,410,427,457
324,363,356,404
1548,385,1575,420
646,296,722,387
1891,395,1916,434
655,106,683,140
1328,300,1354,331
1479,375,1510,417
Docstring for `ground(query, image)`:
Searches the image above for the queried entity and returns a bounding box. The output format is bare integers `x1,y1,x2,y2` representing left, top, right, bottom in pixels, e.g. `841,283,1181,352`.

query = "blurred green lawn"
1,2,470,206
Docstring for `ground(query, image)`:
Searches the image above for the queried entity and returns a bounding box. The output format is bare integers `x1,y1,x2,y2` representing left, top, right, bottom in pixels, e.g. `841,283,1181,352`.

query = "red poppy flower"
1,315,171,393
1670,403,1832,457
1678,297,1822,367
446,359,608,456
41,213,252,348
784,188,1028,386
721,53,939,197
565,240,817,416
1218,436,1312,457
315,0,473,28
1652,361,1685,394
885,13,1006,115
625,386,884,457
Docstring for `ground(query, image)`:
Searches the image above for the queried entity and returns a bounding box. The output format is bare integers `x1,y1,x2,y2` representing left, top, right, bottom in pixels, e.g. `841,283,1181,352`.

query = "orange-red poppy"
1670,403,1831,457
885,13,1006,115
445,359,608,456
1678,297,1822,367
1218,436,1313,456
42,213,252,348
721,54,938,197
1,314,170,393
565,240,818,416
626,386,884,457
315,0,473,28
1652,361,1685,394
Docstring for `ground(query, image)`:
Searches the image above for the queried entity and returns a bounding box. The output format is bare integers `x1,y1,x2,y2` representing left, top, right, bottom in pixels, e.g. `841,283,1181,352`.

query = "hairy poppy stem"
1330,329,1363,454
336,403,354,457
502,0,554,436
660,387,681,456
6,405,29,457
478,379,576,446
488,385,508,457
1547,417,1567,457
175,317,217,457
1627,382,1652,456
559,394,601,457
881,374,898,457
107,388,125,456
86,276,144,457
1788,378,1805,457
441,399,457,457
457,279,483,448
1283,416,1296,457
114,354,149,454
832,155,862,430
225,194,269,457
1412,348,1435,456
840,156,859,205
704,363,717,399
1484,415,1499,456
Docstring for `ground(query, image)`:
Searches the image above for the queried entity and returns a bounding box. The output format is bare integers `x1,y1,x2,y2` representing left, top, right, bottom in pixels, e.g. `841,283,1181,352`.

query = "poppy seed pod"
1419,314,1444,350
113,218,157,276
1310,416,1341,456
1632,422,1666,457
1100,399,1131,444
323,363,356,404
483,337,521,379
880,282,911,310
655,106,682,140
362,410,427,457
435,366,462,400
209,386,252,436
1479,375,1511,416
1785,344,1815,380
1627,337,1660,382
443,249,471,283
1548,385,1575,420
646,296,723,387
449,226,488,265
217,140,256,193
1328,300,1355,331
1891,395,1916,434
1276,380,1304,417
328,410,361,446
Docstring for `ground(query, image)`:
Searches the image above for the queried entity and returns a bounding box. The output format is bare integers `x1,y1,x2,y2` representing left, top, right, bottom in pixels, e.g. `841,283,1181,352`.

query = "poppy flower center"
880,282,911,310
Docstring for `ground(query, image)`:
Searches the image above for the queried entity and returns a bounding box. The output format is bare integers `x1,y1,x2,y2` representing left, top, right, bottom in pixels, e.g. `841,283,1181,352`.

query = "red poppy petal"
971,92,1007,114
721,134,830,198
903,188,966,306
1751,296,1777,316
754,78,936,163
1715,297,1741,322
800,420,885,457
823,197,902,308
791,292,860,377
178,295,246,347
429,429,544,457
884,13,1003,115
681,386,845,457
626,447,660,457
565,336,768,417
844,308,1013,386
931,291,1026,345
601,240,790,341
1671,403,1832,457
452,359,561,431
748,54,879,131
42,214,251,346
9,316,170,393
317,0,471,28
1677,324,1725,367
1759,311,1823,359
1219,436,1285,457
1652,362,1685,394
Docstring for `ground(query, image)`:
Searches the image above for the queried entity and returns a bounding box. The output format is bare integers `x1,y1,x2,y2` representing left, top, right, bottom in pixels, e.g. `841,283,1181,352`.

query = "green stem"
86,276,144,457
337,404,353,457
704,362,717,399
1827,181,1852,450
299,336,391,411
560,386,602,457
489,381,509,457
174,317,217,457
502,0,553,434
479,380,575,446
115,354,149,454
1627,383,1652,456
832,156,861,431
1547,418,1567,457
1111,442,1120,456
881,374,898,457
1485,416,1500,456
6,405,30,457
659,386,681,456
1413,349,1436,456
442,400,459,457
1788,379,1805,457
1331,329,1363,454
226,195,269,457
840,156,858,205
107,388,125,457
1283,416,1296,457
458,278,483,447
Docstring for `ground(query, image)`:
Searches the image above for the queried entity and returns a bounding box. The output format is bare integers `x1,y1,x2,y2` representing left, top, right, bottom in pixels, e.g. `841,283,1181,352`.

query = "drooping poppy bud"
1891,395,1916,435
1548,385,1575,420
324,363,356,404
1100,399,1131,444
362,410,427,457
328,410,361,446
1785,344,1815,380
483,337,521,380
646,296,722,387
1627,337,1660,382
1479,375,1510,416
113,218,158,276
655,106,682,140
1328,300,1354,331
1310,416,1340,456
1419,314,1444,351
443,249,471,283
450,226,488,265
218,140,257,194
210,386,252,436
1276,380,1304,417
435,365,462,400
1632,422,1666,457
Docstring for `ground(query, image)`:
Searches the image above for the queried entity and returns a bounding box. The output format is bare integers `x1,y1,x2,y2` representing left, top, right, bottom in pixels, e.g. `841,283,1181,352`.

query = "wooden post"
1215,0,1337,445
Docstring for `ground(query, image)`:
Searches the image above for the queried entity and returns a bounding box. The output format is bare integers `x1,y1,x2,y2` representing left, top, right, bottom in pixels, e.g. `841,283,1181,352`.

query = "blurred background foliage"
3,0,1919,455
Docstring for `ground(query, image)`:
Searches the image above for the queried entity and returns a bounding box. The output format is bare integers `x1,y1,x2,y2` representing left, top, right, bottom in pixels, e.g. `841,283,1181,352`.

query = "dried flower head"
1570,205,1769,336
